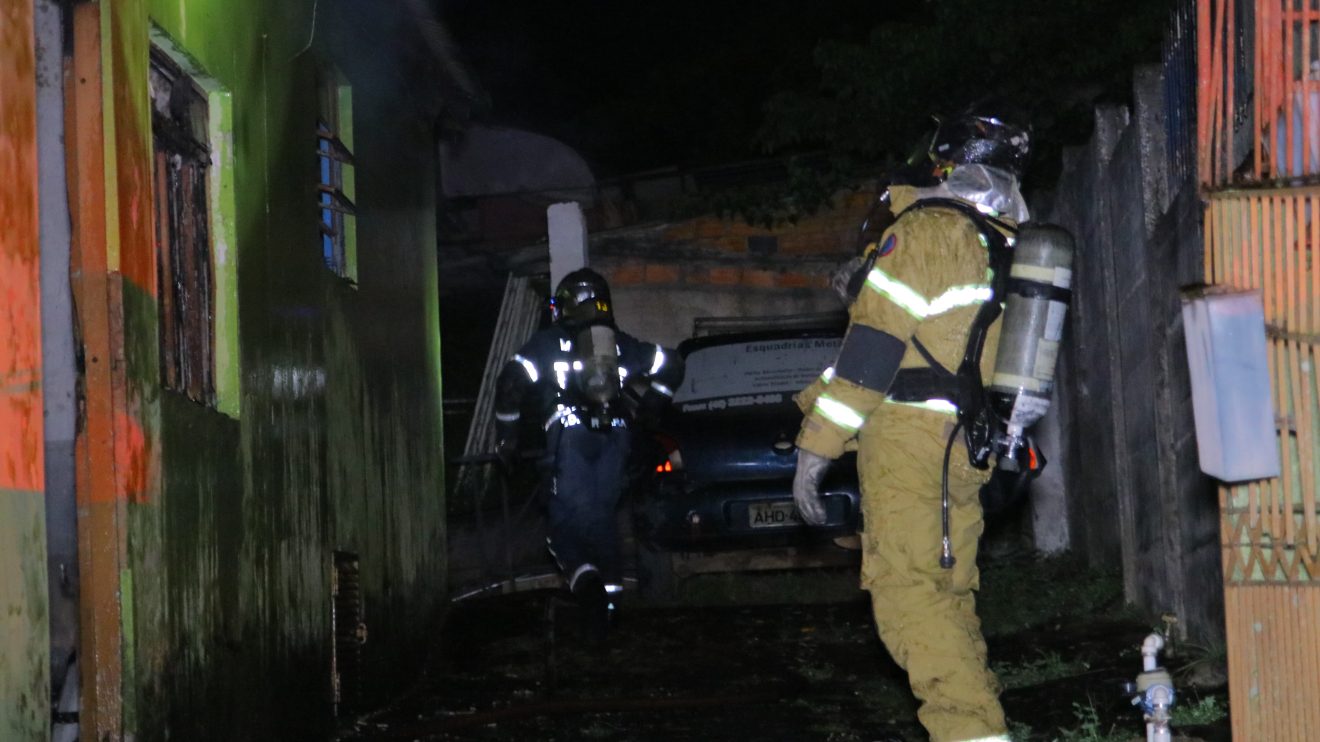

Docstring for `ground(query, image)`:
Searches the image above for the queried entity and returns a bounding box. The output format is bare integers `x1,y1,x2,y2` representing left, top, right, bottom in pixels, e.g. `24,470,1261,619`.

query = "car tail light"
653,433,683,473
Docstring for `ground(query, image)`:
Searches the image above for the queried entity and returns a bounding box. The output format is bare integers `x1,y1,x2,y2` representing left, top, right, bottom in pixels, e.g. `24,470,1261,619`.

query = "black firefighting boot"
570,567,610,643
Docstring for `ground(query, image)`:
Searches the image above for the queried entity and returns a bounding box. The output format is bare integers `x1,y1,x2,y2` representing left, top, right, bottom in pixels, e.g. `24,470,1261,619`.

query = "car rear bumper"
635,476,860,551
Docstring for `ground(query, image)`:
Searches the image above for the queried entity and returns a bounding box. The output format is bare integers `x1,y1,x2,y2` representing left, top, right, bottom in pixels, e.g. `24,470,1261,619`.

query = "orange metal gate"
1205,191,1320,739
1201,1,1320,738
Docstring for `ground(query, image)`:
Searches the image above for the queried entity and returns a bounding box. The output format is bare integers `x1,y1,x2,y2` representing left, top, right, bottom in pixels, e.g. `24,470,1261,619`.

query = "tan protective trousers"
857,404,1006,742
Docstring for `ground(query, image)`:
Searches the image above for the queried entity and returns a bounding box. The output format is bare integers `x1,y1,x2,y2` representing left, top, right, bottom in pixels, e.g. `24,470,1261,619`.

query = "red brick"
644,263,681,284
775,272,813,288
608,261,647,286
777,234,820,254
715,236,745,253
662,222,698,241
708,266,742,285
694,218,728,239
744,268,777,288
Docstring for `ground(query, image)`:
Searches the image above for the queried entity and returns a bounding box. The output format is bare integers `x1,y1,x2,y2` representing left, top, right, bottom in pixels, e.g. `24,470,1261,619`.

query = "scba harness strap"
882,198,1016,469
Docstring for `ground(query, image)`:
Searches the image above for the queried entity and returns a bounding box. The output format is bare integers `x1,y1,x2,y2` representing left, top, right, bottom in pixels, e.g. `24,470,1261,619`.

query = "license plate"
748,500,803,528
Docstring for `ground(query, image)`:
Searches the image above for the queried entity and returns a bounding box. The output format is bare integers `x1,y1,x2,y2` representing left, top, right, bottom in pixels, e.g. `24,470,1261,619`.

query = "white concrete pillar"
548,201,588,289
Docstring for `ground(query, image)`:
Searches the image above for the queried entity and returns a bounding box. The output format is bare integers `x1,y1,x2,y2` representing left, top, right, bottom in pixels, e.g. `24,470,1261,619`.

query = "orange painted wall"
0,0,45,494
0,0,51,736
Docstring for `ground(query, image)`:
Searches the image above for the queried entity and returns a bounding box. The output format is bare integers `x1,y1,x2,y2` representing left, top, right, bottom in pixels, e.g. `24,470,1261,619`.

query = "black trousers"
544,421,631,584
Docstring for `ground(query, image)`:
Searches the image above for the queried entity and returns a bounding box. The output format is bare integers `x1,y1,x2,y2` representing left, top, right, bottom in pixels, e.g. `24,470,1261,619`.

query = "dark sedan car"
630,326,862,594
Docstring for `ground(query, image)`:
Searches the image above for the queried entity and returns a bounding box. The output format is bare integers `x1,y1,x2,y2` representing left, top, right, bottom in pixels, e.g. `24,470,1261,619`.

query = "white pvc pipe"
1140,633,1172,742
1141,632,1165,672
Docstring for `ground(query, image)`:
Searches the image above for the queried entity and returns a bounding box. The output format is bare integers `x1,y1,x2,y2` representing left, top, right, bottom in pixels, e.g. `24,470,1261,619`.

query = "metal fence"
1199,1,1320,737
1200,0,1320,185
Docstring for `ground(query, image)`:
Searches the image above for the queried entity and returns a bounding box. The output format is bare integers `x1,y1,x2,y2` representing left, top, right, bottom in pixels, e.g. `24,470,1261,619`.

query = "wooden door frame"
66,3,131,739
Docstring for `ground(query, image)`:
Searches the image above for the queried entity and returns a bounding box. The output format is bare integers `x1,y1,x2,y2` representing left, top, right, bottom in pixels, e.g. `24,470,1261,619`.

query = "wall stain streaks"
101,0,450,738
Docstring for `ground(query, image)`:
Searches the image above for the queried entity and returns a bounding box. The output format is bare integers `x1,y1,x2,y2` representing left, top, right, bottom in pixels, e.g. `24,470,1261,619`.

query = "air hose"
939,420,962,570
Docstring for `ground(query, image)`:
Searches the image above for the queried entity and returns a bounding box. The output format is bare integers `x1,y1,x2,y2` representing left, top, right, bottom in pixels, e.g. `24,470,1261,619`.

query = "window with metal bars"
150,48,216,405
318,69,357,280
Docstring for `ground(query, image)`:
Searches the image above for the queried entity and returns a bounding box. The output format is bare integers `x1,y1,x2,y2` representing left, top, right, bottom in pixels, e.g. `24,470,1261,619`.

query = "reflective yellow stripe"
814,394,865,430
885,398,958,416
866,268,991,319
928,284,993,315
866,268,928,320
820,365,835,383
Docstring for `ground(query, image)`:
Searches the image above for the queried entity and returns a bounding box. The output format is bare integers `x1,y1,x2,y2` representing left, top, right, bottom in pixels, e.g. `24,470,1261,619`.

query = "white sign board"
675,336,841,413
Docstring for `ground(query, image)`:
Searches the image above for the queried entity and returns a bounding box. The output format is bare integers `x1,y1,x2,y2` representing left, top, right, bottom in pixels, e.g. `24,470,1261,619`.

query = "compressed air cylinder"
576,324,621,405
988,224,1075,433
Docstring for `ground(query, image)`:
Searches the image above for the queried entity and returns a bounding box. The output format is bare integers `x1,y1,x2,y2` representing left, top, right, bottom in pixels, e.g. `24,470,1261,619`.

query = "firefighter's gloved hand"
792,449,832,526
495,437,519,472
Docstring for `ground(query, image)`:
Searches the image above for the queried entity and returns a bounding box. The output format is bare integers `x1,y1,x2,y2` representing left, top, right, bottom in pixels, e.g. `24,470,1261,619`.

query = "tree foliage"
757,0,1169,189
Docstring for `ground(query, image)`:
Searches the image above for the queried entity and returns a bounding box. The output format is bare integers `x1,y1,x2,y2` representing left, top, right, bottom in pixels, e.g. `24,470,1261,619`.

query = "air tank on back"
576,324,621,408
989,223,1075,470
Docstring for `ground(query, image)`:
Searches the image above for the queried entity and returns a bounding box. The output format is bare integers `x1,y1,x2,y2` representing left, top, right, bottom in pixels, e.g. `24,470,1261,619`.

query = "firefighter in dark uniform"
494,268,682,640
792,109,1033,742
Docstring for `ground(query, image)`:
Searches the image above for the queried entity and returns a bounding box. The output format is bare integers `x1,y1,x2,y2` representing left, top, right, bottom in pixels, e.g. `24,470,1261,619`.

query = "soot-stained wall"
81,1,448,737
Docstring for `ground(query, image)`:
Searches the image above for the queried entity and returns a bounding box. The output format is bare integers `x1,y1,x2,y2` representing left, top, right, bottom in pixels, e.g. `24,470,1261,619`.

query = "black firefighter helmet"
551,267,614,327
928,102,1032,181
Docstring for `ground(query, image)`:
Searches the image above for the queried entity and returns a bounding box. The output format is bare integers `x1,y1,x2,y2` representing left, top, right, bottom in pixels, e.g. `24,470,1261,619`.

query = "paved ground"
341,554,1231,742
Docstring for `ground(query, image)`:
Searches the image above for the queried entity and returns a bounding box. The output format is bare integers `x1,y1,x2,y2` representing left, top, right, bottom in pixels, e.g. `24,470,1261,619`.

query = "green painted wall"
0,491,49,741
109,1,447,737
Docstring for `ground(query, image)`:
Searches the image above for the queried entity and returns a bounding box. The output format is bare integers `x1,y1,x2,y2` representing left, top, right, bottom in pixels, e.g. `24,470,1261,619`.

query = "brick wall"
592,189,875,345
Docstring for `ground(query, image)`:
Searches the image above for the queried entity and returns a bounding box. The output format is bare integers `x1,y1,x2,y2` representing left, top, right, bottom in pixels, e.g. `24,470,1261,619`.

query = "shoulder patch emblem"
878,234,898,257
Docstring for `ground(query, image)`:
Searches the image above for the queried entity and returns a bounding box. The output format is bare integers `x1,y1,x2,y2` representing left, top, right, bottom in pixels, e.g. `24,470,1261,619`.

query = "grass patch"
1008,719,1034,741
1171,695,1228,727
1052,701,1135,742
795,660,836,682
580,718,622,739
979,554,1124,636
993,651,1091,690
1171,639,1228,686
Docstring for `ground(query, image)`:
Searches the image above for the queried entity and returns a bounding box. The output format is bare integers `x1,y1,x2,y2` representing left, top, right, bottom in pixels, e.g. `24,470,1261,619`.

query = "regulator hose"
940,420,962,570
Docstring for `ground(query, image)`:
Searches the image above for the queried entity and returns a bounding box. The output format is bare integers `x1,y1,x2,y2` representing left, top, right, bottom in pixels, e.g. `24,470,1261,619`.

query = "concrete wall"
67,0,448,737
1035,65,1222,641
1,0,51,737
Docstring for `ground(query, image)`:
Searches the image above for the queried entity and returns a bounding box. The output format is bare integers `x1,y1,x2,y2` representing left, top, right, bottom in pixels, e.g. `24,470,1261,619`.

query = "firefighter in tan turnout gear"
792,109,1037,742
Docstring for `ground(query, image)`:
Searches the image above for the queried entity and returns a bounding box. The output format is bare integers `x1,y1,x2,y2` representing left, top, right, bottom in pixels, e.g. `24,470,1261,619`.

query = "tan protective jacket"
797,185,1010,456
794,185,1018,742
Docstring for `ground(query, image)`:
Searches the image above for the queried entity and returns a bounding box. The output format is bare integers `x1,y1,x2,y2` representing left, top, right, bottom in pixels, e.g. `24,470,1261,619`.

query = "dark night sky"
437,1,898,177
437,1,1167,188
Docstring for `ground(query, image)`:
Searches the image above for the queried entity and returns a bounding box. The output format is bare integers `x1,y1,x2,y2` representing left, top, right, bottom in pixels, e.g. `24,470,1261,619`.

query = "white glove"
792,449,832,526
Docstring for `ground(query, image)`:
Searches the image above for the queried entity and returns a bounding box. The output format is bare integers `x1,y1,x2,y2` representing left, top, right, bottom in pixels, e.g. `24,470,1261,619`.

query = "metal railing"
1199,5,1320,735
